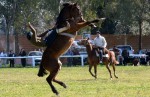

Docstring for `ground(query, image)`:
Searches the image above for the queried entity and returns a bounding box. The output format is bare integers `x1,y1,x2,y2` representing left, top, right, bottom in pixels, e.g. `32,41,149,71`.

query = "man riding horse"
93,31,107,62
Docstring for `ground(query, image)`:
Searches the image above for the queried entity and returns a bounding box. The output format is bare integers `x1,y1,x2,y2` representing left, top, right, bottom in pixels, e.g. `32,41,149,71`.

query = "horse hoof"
55,92,59,96
62,83,67,88
37,73,44,77
53,89,59,96
37,71,47,77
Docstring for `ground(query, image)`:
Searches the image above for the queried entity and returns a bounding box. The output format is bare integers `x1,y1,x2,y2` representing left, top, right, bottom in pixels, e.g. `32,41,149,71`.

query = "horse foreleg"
112,63,118,78
94,65,97,79
105,63,112,79
89,65,96,78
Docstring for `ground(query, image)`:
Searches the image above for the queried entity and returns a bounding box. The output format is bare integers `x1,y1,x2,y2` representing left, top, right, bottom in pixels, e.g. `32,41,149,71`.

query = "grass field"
0,65,150,97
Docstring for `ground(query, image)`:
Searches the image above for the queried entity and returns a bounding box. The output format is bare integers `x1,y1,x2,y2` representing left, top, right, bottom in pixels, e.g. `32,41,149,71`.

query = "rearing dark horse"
30,2,100,95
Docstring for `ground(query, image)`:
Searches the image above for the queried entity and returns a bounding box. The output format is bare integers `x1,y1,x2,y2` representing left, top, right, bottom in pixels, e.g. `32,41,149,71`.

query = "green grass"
0,65,150,97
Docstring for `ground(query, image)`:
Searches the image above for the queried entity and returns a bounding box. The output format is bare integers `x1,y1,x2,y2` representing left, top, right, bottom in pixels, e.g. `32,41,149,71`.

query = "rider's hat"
96,31,101,34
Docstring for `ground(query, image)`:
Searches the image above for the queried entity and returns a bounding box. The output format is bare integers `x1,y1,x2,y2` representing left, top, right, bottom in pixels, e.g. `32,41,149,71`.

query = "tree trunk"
138,19,142,51
14,30,19,54
6,25,10,53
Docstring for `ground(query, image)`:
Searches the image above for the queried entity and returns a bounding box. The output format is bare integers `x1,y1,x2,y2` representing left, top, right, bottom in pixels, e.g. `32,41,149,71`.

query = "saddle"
94,47,109,58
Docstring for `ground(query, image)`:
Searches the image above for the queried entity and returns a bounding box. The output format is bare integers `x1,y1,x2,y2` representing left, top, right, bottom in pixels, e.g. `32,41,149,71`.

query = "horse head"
78,38,91,46
56,2,85,28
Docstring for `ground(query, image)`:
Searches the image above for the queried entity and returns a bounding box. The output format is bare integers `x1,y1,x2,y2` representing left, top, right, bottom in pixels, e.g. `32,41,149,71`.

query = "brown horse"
30,2,100,95
78,38,118,79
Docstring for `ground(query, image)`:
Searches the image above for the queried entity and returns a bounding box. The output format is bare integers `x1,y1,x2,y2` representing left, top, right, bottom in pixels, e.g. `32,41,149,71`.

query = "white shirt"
0,52,7,57
93,35,107,48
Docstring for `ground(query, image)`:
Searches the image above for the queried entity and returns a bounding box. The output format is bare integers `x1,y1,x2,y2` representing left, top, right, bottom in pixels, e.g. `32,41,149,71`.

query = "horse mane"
56,2,72,27
56,2,79,28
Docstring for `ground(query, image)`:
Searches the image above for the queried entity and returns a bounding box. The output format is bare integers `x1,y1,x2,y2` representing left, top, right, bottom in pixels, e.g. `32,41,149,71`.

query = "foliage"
0,0,150,35
0,66,150,97
105,0,150,35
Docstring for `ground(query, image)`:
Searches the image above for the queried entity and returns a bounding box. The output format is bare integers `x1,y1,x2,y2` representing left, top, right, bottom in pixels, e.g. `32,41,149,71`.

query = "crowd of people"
0,48,45,68
0,49,26,67
64,47,80,67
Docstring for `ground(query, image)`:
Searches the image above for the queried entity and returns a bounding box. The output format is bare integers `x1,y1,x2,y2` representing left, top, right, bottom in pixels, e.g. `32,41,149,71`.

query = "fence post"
81,55,84,66
31,57,35,67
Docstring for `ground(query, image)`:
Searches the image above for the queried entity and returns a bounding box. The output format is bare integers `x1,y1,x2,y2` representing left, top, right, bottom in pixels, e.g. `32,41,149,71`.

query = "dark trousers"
10,59,14,67
123,57,128,66
67,58,73,67
45,29,57,47
21,58,26,67
96,47,104,60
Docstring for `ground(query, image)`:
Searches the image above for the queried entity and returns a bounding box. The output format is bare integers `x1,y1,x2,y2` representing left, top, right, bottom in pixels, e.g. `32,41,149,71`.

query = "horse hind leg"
105,63,113,79
46,61,66,95
112,63,118,78
46,74,59,95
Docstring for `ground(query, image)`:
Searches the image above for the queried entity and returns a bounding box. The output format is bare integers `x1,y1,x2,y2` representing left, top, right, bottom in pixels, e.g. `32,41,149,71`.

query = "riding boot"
99,51,103,63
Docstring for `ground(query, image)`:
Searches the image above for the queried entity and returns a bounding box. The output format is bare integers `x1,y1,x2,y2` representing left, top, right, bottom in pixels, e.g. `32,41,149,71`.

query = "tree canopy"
0,0,150,52
0,0,150,35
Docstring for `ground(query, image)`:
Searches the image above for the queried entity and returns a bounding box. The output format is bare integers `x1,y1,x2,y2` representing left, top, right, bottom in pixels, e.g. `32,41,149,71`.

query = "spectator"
0,50,7,67
72,47,80,66
0,51,2,67
8,50,15,67
65,49,73,67
19,48,27,67
113,46,122,64
122,49,129,66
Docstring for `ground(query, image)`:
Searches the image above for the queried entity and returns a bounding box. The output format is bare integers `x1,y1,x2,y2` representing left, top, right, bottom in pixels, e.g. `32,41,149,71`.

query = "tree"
104,0,150,50
131,0,150,50
0,0,42,53
0,0,17,52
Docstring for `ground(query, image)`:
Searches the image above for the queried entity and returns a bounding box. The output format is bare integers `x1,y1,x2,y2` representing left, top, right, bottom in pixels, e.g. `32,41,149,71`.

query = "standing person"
19,48,27,67
113,46,122,63
122,49,129,66
0,51,2,67
93,31,107,61
8,50,15,67
0,50,7,67
72,47,80,66
65,49,73,67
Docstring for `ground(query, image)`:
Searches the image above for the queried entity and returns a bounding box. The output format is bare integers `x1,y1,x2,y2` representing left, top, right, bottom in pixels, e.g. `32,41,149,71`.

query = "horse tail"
110,51,119,65
114,60,119,65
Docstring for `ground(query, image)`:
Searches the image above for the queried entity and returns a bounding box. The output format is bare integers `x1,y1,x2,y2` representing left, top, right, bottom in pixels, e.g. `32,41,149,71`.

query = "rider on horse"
93,31,107,61
27,21,70,47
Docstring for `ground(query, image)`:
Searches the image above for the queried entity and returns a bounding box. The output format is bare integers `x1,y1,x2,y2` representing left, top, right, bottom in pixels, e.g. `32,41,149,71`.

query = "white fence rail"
0,55,88,67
